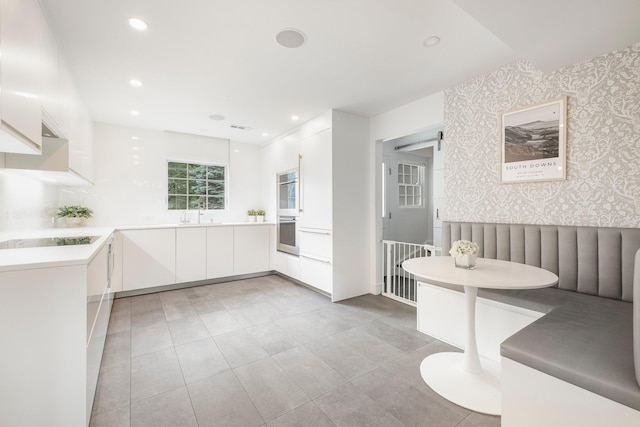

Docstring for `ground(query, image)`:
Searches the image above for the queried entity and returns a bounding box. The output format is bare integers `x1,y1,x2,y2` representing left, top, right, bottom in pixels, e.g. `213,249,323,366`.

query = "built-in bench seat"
440,222,640,425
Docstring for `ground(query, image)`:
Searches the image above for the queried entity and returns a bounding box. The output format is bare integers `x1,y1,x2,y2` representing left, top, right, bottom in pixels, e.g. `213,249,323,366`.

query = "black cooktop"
0,236,100,249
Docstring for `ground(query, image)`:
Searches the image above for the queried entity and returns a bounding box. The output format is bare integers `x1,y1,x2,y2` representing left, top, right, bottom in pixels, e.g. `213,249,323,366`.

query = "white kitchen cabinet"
86,242,112,424
300,254,333,294
122,229,176,291
207,226,234,279
275,251,301,280
265,110,369,302
299,128,333,230
0,0,43,154
176,227,207,283
0,232,114,427
233,225,271,275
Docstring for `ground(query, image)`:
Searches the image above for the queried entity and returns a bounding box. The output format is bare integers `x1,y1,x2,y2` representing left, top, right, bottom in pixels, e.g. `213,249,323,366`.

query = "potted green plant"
247,209,257,222
256,209,265,222
57,205,93,227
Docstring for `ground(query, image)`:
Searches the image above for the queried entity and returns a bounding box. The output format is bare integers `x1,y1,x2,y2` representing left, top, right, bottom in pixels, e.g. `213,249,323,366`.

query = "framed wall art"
499,96,567,184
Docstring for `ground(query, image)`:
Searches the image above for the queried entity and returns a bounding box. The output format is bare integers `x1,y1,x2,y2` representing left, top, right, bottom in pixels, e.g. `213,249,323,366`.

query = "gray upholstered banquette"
442,222,640,411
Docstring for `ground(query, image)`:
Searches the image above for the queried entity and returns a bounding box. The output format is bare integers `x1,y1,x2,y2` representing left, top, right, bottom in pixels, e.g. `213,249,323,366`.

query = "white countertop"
116,221,275,230
0,227,116,273
0,221,275,273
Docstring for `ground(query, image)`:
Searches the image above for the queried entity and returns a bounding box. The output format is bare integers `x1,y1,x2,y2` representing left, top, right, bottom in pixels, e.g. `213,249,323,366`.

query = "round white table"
402,256,558,415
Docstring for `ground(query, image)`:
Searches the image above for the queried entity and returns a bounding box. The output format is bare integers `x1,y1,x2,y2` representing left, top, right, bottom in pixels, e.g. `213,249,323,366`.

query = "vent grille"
230,124,254,131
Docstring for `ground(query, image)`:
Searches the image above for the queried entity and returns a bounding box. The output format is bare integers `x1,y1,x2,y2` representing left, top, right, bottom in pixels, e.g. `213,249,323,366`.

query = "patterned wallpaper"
444,42,640,227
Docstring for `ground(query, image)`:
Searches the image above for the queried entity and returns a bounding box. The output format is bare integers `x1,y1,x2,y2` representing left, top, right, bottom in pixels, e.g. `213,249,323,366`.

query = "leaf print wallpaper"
444,42,640,227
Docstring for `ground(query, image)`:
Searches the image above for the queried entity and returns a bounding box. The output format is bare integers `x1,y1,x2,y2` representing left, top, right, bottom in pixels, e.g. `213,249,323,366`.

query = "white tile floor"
90,275,501,427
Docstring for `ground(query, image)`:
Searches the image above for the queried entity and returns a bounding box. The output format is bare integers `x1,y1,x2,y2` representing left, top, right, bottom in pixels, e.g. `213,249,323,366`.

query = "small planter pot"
247,215,256,222
256,215,264,223
454,254,477,270
64,217,86,228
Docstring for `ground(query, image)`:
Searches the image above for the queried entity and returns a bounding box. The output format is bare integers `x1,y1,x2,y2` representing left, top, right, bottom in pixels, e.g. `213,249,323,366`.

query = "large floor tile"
131,308,167,330
107,303,131,335
188,370,264,427
463,411,501,427
299,308,356,335
90,405,130,427
228,304,272,327
334,328,405,364
357,319,430,353
246,321,301,356
315,383,404,427
131,386,197,427
131,323,173,357
92,359,130,415
274,315,329,344
266,401,337,427
199,310,243,336
214,329,269,368
167,316,210,346
272,346,347,399
234,357,310,422
161,299,198,322
130,348,185,402
100,330,131,367
175,337,230,384
305,336,380,380
352,365,467,427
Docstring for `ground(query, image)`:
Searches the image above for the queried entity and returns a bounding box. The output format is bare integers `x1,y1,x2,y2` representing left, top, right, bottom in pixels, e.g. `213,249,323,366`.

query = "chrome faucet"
197,199,204,224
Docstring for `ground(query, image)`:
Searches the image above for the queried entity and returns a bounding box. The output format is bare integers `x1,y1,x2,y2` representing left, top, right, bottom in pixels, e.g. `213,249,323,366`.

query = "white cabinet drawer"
300,254,332,294
299,228,332,259
275,251,301,280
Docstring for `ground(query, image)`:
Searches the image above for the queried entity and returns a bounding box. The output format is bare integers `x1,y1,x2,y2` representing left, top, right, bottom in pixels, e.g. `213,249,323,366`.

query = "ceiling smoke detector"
230,124,254,131
276,29,307,48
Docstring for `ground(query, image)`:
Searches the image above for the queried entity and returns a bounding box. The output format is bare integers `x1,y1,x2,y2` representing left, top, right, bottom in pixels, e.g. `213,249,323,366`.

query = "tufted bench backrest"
443,222,640,302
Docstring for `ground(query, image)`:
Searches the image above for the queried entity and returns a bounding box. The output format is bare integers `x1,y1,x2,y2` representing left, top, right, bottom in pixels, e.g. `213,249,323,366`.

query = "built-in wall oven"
277,170,300,255
277,215,299,255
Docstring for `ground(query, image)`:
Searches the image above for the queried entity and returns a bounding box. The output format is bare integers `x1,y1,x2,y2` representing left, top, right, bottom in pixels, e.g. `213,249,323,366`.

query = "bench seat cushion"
499,290,640,411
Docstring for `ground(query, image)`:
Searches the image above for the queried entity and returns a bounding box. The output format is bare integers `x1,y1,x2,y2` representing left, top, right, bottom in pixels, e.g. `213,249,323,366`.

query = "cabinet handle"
299,228,331,235
298,154,303,214
300,253,332,264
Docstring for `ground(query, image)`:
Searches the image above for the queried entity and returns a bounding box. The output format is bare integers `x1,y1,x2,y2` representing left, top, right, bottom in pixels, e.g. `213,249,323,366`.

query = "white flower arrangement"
449,240,479,257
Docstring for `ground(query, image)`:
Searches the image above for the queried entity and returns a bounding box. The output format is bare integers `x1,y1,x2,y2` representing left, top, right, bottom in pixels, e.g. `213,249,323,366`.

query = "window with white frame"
398,163,423,207
167,161,226,210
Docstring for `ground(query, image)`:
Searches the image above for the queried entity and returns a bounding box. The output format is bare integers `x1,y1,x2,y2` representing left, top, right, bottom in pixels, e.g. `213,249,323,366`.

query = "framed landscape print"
499,96,567,184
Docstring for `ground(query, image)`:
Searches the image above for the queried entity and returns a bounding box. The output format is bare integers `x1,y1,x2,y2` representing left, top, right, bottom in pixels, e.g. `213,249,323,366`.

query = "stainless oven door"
277,171,297,216
277,216,299,255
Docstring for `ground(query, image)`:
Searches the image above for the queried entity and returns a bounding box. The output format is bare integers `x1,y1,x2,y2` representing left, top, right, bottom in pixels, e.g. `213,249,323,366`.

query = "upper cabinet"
0,0,95,184
0,0,44,154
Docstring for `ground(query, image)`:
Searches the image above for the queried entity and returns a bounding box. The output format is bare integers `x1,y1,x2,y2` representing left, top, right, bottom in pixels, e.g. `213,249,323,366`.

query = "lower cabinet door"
233,226,271,275
207,226,234,279
86,282,111,423
300,254,333,294
122,229,176,291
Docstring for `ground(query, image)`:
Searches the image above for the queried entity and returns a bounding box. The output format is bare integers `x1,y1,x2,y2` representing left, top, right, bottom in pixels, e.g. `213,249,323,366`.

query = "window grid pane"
168,161,226,210
397,163,424,208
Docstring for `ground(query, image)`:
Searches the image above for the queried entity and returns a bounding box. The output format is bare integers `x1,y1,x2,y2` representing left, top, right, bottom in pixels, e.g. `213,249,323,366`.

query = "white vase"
247,215,256,222
455,254,477,269
256,216,264,223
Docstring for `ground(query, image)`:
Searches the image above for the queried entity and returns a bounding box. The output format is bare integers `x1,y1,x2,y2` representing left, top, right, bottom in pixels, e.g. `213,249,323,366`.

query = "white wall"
66,123,262,226
0,169,59,233
369,92,445,293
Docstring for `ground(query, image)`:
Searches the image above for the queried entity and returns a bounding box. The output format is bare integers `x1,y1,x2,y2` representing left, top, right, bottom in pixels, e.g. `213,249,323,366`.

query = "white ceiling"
39,0,640,144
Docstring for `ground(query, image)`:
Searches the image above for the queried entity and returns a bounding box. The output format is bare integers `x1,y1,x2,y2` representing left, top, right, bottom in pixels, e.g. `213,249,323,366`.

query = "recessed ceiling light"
291,115,299,121
132,147,139,150
130,110,140,116
131,136,139,140
262,132,269,137
209,114,225,121
129,79,143,87
128,17,148,31
233,149,240,153
423,36,441,47
276,29,307,48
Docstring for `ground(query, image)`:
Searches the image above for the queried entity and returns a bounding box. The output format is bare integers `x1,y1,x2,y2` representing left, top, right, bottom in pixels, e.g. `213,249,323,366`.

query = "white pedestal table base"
420,352,501,415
